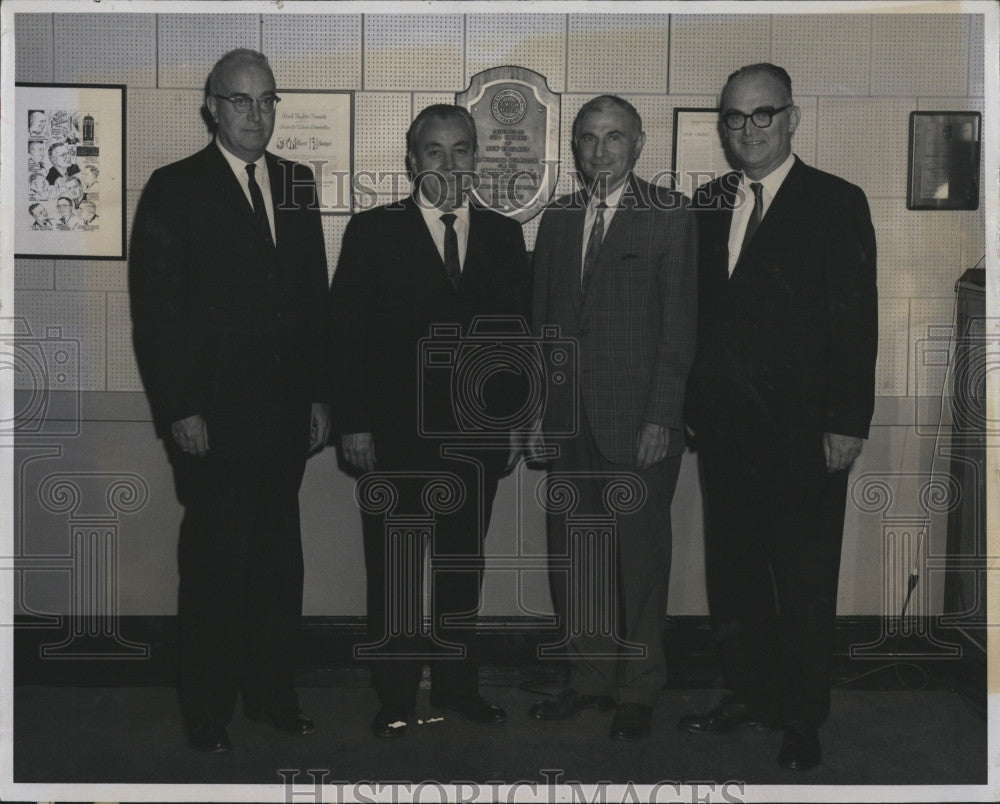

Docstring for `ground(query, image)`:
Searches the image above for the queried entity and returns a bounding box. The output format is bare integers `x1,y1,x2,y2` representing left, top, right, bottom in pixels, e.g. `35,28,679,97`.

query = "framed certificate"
672,107,731,198
15,83,126,259
907,111,981,210
267,89,354,214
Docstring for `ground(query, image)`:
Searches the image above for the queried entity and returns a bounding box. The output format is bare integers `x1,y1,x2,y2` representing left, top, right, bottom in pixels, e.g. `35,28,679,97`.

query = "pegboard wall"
12,9,987,405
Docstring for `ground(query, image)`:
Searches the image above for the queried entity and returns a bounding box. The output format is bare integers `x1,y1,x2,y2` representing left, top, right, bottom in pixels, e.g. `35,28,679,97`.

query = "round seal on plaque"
491,88,527,125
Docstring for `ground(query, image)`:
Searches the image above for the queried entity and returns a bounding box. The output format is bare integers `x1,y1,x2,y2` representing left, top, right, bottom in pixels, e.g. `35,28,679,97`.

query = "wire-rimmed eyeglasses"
212,94,281,114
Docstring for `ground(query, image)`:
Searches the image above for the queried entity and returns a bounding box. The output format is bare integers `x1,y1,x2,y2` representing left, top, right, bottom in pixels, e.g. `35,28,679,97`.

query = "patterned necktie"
440,213,461,289
739,181,764,259
245,163,271,243
582,202,607,289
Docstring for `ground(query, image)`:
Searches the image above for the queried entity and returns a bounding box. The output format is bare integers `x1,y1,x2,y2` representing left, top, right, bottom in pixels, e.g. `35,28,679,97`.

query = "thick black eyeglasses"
722,104,792,131
212,94,281,114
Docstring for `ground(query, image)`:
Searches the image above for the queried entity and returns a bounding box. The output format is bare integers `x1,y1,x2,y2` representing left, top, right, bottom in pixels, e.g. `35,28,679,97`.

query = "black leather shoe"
432,694,507,724
778,720,820,770
529,689,617,721
244,706,315,735
609,702,652,740
677,695,772,733
186,721,232,753
371,708,408,738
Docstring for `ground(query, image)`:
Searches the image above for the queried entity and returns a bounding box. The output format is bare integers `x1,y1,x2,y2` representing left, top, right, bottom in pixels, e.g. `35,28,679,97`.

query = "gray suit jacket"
532,175,698,464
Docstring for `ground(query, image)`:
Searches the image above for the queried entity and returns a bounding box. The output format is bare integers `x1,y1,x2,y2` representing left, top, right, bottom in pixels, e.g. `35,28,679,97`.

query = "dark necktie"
245,163,271,243
440,213,461,289
581,202,606,289
739,181,764,259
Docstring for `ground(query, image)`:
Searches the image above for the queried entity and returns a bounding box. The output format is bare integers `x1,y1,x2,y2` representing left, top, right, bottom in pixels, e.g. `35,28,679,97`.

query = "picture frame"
15,82,126,259
671,107,732,198
267,89,354,214
907,111,981,210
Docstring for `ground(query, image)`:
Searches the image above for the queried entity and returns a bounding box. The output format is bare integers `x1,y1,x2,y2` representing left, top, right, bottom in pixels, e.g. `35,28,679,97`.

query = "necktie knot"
245,163,256,179
749,181,763,204
440,212,457,229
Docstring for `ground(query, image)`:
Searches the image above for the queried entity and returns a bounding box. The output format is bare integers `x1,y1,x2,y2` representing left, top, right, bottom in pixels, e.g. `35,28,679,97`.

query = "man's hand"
171,414,209,457
341,432,376,473
635,422,670,470
309,403,331,453
823,432,863,473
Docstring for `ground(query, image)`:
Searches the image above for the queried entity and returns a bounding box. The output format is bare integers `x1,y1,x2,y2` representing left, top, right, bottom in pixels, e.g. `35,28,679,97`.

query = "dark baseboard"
12,615,986,706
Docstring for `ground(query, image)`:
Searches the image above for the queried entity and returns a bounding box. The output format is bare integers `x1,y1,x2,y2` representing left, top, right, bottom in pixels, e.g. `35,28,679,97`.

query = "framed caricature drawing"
15,83,126,260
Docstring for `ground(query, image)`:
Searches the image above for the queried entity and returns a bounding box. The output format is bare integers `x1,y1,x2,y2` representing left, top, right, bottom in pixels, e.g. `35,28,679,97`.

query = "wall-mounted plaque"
267,90,354,214
457,66,560,223
907,111,981,210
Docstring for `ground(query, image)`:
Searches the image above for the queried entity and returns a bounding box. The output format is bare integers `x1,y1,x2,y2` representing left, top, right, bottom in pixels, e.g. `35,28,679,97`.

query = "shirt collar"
417,194,470,228
741,152,795,199
588,179,628,211
215,138,267,177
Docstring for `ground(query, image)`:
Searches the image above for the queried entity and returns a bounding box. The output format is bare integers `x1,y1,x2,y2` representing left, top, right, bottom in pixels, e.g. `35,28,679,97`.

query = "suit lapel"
404,195,455,289
204,143,261,236
563,193,587,315
732,157,804,274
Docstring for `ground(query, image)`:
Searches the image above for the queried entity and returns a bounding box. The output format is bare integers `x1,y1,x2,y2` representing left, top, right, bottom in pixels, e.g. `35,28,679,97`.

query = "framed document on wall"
267,90,354,214
15,83,126,260
672,108,731,198
907,111,981,210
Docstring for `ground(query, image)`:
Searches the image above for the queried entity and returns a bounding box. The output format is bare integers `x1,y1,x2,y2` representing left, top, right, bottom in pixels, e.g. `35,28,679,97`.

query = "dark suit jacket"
329,196,530,472
685,156,877,456
129,142,329,458
532,176,699,464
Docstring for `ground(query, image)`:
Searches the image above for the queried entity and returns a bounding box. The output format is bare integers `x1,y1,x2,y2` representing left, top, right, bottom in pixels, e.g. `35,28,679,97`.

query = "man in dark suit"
129,49,330,753
528,96,698,740
680,63,877,770
329,104,530,738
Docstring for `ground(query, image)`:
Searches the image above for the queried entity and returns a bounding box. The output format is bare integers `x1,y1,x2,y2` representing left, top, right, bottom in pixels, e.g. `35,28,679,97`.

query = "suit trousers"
359,450,500,718
698,432,848,726
546,411,681,706
173,446,306,727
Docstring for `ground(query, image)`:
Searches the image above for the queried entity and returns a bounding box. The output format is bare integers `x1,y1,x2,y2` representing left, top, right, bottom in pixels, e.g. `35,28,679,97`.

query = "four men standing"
130,48,875,770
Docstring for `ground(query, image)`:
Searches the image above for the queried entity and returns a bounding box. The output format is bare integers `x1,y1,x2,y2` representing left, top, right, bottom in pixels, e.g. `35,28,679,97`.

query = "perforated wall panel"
353,92,412,207
14,13,53,82
871,15,969,96
107,292,143,392
53,13,156,87
877,298,909,396
128,89,211,191
364,15,464,92
909,297,957,396
816,98,912,199
622,94,672,186
553,94,588,199
522,214,541,252
467,13,567,93
968,14,985,97
567,13,669,94
158,14,261,88
773,15,870,95
14,260,54,291
669,15,771,95
870,199,963,298
960,211,986,273
787,96,817,168
262,14,362,90
55,261,127,293
15,291,106,391
322,215,350,282
413,93,455,118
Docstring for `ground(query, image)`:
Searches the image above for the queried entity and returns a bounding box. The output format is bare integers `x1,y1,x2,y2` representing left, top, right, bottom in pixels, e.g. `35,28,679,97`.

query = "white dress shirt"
418,196,470,270
581,181,628,279
727,151,795,275
215,139,276,243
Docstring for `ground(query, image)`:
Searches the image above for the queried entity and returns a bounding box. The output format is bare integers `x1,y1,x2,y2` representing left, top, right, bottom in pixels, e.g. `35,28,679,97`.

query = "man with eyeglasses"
682,63,877,770
130,48,330,754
